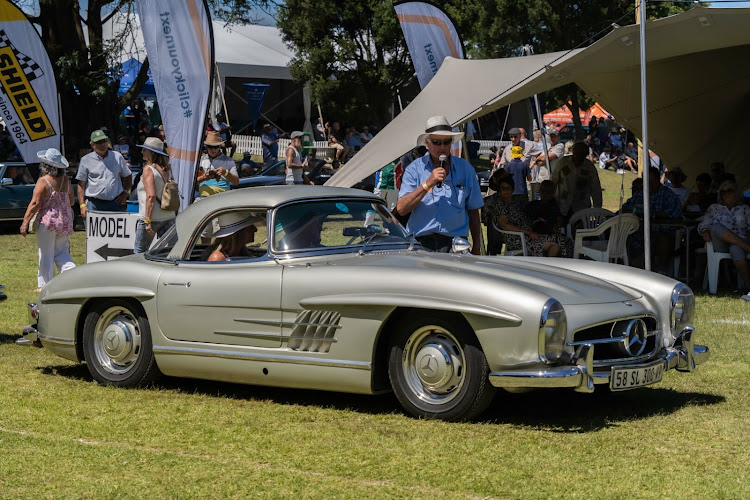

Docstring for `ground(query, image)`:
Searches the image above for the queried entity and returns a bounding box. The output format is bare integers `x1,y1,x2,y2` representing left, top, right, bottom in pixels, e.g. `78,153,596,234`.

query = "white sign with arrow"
86,211,138,263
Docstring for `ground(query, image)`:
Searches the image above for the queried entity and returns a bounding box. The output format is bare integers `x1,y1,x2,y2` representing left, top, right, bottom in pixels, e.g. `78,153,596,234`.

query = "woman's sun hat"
416,115,464,147
214,212,259,238
36,148,69,170
137,137,168,156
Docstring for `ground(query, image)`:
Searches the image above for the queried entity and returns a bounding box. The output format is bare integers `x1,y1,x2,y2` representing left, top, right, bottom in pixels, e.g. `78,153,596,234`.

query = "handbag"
28,211,41,233
157,166,180,212
160,172,180,211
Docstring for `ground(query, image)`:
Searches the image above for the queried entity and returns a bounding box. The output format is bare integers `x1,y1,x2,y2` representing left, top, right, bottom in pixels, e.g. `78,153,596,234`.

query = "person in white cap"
285,131,312,185
20,148,76,292
396,115,484,254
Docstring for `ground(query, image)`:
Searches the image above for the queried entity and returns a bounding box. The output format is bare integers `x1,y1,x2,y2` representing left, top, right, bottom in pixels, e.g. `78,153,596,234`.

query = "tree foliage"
20,0,269,156
277,0,413,127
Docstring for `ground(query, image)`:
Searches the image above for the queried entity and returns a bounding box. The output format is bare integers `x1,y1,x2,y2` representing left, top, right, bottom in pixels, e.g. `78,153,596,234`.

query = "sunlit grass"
1,211,748,498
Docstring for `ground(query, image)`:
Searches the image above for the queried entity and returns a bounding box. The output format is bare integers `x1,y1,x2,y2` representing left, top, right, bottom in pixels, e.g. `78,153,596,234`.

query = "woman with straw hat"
134,137,176,253
20,148,76,292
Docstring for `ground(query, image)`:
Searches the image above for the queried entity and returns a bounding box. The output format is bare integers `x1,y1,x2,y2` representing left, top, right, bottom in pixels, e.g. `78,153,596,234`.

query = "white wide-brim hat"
416,115,464,147
214,212,260,238
137,137,168,156
36,148,69,170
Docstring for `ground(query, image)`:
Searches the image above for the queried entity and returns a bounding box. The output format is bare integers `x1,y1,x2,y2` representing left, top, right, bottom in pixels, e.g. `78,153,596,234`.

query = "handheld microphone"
437,154,447,188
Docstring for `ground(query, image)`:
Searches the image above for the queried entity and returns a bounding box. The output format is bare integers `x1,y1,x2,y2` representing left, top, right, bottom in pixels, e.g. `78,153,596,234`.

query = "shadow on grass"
480,387,724,431
38,362,724,428
38,363,401,416
0,332,21,344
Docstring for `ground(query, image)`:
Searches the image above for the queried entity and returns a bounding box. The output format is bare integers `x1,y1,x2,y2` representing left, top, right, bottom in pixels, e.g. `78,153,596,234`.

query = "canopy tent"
116,58,155,97
102,14,294,84
328,6,750,189
544,103,610,127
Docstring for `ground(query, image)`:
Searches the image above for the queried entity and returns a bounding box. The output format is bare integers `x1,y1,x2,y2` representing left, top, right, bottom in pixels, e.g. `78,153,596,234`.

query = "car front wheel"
388,314,495,421
82,299,160,387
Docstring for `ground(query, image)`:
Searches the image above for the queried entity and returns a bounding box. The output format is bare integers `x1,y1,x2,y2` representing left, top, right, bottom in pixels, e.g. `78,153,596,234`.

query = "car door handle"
163,282,191,287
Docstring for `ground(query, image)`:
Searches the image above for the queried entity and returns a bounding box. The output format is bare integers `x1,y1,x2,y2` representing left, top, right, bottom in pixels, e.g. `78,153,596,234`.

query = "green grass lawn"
1,206,749,498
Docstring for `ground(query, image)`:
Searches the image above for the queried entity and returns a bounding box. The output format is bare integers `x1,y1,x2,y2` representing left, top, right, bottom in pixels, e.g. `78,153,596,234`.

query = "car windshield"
146,223,179,259
273,199,410,253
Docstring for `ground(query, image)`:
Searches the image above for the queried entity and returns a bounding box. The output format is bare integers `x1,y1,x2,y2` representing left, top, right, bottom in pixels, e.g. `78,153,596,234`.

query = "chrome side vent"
288,310,341,353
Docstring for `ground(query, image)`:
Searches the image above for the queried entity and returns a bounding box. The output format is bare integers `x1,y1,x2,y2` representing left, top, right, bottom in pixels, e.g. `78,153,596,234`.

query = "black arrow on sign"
95,244,134,261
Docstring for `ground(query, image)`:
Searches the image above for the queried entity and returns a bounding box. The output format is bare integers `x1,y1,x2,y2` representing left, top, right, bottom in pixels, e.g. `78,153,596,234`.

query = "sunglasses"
93,139,108,145
430,139,452,146
720,189,735,194
206,145,221,150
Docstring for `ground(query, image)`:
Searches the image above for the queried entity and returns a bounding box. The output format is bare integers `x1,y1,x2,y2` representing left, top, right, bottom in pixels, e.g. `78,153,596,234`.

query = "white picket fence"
475,140,511,157
234,135,509,161
233,134,336,161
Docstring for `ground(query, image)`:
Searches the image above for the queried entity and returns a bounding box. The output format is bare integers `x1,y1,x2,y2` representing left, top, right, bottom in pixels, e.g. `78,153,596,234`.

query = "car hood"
320,251,641,305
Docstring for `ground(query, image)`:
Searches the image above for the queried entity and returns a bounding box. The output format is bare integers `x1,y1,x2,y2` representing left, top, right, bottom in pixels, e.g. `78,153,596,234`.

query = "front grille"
569,316,659,365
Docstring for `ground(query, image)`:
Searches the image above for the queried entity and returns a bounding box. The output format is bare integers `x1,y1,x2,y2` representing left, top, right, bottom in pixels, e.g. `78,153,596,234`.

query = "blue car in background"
0,162,36,223
1,162,83,228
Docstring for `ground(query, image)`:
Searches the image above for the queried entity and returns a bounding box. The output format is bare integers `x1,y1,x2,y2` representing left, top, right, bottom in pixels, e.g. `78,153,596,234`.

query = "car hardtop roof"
179,185,381,223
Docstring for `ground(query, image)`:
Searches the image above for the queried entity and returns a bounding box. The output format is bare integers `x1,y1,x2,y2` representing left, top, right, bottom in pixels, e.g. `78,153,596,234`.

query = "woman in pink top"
20,149,76,292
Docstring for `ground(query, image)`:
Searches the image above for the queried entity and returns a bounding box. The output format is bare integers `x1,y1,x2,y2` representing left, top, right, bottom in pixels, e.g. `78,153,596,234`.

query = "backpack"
155,166,180,211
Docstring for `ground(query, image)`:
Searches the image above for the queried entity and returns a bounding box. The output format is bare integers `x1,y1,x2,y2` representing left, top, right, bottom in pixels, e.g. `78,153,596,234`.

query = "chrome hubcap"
402,326,465,405
93,306,141,375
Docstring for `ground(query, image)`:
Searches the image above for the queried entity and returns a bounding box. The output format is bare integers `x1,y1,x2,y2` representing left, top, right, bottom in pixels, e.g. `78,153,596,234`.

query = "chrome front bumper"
489,328,709,393
16,302,43,348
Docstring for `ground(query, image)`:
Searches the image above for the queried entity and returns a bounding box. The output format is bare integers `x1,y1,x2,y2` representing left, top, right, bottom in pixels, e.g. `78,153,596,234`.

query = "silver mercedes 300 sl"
19,186,709,421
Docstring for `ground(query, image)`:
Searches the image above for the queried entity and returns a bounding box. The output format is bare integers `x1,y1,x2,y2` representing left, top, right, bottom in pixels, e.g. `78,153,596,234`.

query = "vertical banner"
394,2,464,156
394,1,464,89
136,0,213,211
243,83,268,132
0,0,60,163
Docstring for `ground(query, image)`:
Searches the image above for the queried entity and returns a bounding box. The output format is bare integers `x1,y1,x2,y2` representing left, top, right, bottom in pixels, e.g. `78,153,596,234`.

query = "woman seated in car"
204,212,259,261
486,172,574,257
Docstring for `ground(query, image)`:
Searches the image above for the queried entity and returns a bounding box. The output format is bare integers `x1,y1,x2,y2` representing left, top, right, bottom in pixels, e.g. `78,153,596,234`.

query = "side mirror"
1,178,12,187
451,236,471,254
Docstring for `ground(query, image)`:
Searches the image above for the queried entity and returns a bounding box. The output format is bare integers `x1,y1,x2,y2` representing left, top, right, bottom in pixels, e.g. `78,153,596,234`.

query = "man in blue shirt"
397,116,484,254
504,145,531,204
261,123,279,167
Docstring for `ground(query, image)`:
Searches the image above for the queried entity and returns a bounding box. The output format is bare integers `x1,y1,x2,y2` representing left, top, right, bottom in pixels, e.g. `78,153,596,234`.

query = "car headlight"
539,299,568,363
671,284,695,339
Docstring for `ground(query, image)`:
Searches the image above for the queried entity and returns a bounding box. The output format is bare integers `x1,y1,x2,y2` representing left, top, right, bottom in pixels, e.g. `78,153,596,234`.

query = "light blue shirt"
399,154,483,237
76,150,131,201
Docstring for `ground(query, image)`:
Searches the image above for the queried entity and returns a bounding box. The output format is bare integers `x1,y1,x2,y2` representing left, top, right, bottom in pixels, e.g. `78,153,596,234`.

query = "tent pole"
523,45,551,185
215,63,229,125
638,0,651,272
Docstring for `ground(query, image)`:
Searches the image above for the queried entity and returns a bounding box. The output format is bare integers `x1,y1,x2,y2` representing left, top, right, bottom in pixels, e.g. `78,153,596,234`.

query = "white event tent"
328,7,750,190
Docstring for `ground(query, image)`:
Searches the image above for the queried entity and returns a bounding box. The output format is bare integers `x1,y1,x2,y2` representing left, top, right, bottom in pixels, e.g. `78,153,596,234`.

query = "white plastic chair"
573,214,640,264
566,207,614,239
704,241,743,294
492,219,528,256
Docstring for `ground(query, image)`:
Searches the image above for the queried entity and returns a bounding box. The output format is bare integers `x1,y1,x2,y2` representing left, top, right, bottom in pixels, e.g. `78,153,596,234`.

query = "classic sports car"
18,186,709,421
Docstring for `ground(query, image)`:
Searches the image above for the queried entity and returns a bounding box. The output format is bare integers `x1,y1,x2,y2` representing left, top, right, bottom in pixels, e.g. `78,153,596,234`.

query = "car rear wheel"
388,313,495,421
82,299,160,387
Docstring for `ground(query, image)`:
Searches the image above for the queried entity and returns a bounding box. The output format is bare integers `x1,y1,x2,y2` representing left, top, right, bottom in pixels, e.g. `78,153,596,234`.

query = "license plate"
610,362,664,391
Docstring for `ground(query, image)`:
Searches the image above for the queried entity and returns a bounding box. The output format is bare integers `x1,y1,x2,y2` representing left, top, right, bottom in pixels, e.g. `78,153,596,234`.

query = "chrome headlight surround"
538,299,568,363
671,283,695,340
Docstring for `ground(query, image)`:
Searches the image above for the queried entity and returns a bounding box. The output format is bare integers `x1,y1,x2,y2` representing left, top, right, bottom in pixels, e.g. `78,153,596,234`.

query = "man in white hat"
76,129,132,216
396,116,484,254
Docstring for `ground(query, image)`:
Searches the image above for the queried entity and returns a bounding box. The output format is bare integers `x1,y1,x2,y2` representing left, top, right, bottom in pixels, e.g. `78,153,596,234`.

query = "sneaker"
616,169,624,175
741,292,750,301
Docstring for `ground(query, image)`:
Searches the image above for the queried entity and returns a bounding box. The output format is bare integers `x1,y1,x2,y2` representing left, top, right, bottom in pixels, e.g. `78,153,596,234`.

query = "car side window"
186,209,269,262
